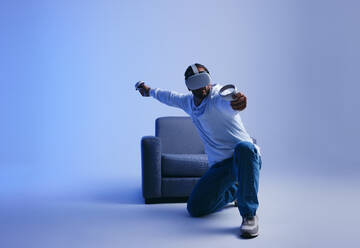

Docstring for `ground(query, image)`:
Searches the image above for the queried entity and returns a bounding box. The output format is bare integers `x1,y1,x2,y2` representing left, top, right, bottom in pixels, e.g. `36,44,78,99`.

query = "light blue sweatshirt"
150,84,261,166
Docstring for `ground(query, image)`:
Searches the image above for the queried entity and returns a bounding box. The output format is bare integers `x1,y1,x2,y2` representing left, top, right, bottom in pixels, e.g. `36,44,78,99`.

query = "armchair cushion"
156,117,205,154
161,153,209,177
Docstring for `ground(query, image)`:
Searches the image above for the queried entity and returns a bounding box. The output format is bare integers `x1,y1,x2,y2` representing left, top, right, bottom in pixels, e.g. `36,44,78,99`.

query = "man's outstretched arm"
137,82,190,112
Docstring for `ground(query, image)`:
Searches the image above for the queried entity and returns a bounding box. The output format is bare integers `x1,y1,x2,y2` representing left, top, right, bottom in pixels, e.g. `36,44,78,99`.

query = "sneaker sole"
240,231,259,238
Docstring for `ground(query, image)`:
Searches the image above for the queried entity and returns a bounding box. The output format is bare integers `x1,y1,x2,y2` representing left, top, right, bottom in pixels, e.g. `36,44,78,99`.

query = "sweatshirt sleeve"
150,88,191,113
215,94,238,116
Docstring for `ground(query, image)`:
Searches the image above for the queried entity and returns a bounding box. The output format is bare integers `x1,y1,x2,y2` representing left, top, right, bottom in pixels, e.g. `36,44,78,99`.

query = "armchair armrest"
141,136,162,199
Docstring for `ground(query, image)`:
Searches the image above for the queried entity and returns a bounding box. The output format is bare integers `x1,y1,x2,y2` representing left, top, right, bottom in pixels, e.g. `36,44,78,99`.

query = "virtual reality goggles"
185,64,212,90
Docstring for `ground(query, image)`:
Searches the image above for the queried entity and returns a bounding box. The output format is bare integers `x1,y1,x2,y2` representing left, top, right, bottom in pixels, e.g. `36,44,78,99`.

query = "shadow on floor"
83,183,144,205
129,201,244,238
76,181,249,238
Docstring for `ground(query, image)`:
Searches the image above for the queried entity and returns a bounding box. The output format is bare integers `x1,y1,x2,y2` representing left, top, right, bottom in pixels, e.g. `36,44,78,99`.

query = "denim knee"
186,199,203,217
234,141,254,157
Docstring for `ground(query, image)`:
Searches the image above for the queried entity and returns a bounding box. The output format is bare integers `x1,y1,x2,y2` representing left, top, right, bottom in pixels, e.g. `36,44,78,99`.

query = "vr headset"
185,64,212,90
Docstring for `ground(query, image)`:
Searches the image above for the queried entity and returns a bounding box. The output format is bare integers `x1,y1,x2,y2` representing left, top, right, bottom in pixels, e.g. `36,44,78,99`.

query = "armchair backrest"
155,116,205,154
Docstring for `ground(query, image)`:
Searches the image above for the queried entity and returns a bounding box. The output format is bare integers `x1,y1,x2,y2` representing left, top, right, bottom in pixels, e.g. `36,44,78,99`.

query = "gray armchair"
141,116,256,204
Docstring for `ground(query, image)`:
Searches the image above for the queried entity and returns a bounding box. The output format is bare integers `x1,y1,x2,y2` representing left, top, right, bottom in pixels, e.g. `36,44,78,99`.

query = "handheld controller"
219,84,237,101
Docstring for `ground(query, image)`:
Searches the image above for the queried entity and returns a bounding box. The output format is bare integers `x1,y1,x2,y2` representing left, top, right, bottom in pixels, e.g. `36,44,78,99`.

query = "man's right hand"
138,83,150,97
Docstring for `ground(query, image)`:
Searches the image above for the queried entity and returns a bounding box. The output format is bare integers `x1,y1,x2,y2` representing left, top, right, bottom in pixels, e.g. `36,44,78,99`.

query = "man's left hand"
230,92,247,111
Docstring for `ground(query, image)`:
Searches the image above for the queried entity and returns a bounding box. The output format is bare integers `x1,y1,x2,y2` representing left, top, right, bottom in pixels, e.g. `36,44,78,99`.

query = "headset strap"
191,64,199,74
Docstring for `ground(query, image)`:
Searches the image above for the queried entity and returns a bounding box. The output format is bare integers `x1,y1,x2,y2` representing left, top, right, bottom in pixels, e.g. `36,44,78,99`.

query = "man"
137,63,262,238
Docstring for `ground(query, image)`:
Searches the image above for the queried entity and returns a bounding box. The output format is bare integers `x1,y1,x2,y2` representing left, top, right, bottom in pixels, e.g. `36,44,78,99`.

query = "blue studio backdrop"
1,0,359,199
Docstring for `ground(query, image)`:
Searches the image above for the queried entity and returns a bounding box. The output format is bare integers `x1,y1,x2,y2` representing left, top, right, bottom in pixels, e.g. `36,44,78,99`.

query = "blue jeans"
187,141,262,218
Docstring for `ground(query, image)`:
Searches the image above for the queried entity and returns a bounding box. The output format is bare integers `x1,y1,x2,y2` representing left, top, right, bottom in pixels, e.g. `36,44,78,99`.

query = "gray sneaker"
240,215,259,238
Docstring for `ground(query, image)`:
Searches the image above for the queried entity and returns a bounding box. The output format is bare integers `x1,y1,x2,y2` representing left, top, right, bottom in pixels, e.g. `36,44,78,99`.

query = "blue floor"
1,173,359,248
